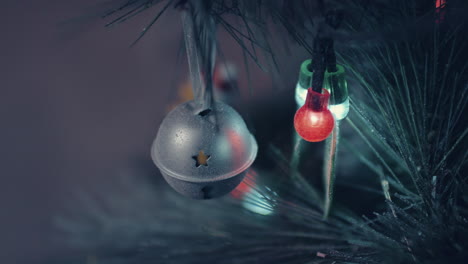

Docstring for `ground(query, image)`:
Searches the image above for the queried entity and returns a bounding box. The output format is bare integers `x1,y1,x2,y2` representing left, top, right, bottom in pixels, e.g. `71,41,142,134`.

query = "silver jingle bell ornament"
151,100,258,199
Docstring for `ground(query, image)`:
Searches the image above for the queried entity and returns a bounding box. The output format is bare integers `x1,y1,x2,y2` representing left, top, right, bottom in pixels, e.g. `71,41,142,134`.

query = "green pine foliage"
55,1,468,263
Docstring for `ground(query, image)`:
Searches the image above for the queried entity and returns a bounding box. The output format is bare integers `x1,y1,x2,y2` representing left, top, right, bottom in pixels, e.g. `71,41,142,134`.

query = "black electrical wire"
310,9,344,94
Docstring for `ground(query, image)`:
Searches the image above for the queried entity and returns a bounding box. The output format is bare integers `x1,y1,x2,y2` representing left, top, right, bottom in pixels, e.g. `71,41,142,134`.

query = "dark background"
0,1,304,263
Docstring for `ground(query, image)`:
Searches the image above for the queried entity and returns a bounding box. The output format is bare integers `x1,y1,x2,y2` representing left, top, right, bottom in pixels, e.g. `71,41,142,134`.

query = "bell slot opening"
198,108,212,117
201,185,214,199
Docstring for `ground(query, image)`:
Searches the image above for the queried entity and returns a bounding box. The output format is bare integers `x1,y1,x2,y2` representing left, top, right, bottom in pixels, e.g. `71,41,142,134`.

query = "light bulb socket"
298,59,313,89
305,88,330,112
297,59,348,106
325,64,348,106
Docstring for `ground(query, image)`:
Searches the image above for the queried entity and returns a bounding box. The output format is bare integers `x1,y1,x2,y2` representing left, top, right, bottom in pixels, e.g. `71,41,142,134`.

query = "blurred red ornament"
435,0,446,9
435,0,446,24
294,88,335,142
230,169,257,200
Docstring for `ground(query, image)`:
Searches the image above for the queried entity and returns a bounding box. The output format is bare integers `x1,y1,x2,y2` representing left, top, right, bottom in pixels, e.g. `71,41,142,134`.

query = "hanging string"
200,8,216,112
181,1,216,112
182,10,203,103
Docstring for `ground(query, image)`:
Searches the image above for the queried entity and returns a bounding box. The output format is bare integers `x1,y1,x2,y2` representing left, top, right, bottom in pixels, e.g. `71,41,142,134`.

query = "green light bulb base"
295,59,349,120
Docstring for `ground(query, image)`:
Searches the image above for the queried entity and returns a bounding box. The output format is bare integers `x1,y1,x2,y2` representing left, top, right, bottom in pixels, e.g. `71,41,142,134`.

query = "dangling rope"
181,1,216,112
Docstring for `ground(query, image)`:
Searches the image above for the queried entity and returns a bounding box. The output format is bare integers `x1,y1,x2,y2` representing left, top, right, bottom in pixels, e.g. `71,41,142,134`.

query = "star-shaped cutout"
192,150,211,167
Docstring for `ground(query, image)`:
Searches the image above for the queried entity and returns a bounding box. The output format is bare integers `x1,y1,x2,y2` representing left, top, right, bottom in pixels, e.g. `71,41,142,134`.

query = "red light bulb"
294,88,335,142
